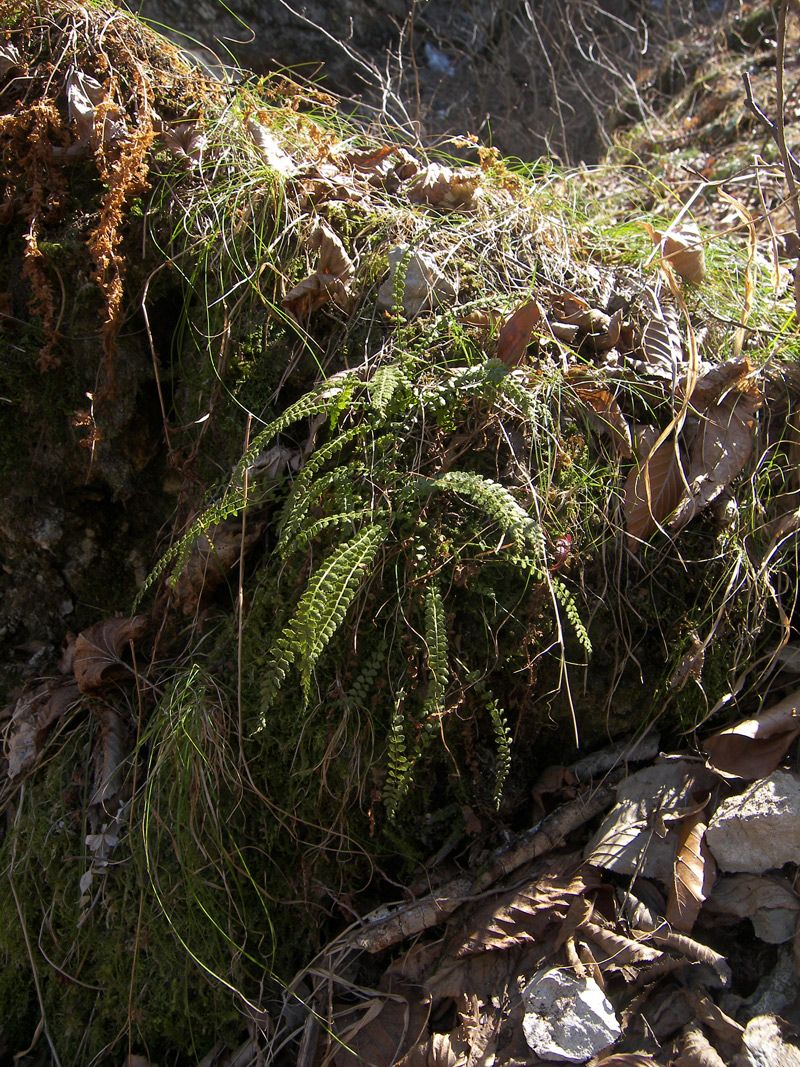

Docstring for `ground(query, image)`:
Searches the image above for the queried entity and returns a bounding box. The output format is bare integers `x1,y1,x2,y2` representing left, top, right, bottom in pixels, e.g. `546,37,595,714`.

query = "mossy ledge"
1,2,799,1063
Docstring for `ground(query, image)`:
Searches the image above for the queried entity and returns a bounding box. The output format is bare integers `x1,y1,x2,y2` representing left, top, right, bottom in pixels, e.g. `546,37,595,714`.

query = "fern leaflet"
423,580,448,717
488,699,512,810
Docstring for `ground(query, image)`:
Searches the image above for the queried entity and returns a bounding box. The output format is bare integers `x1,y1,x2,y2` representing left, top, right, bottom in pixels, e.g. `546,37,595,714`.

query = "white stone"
707,771,800,873
521,967,621,1063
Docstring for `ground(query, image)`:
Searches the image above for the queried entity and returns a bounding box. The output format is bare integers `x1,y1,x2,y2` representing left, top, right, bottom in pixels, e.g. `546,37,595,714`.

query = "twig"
350,778,619,953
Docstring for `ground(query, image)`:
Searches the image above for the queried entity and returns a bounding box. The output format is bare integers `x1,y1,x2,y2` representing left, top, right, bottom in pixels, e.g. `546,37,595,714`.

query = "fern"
133,485,249,608
285,508,387,555
384,705,412,820
552,576,592,655
488,699,512,810
417,470,544,558
369,363,409,418
258,523,387,718
423,580,448,717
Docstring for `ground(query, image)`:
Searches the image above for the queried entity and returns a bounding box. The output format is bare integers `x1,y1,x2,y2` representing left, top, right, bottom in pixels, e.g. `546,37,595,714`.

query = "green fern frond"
232,377,365,488
369,364,409,417
423,580,448,717
418,470,543,556
285,508,387,555
259,524,388,717
552,576,592,654
278,465,370,558
384,706,412,820
488,698,512,810
133,486,249,608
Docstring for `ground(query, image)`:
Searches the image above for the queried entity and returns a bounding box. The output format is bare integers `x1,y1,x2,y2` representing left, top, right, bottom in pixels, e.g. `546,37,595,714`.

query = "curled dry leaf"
246,117,297,176
495,299,541,367
623,428,686,551
282,222,354,320
665,794,715,933
673,1021,727,1067
73,615,148,693
61,69,127,157
703,688,800,779
571,377,633,458
638,303,684,382
5,678,82,778
172,517,266,615
407,162,481,210
668,390,761,532
162,121,207,166
0,43,21,77
643,221,707,284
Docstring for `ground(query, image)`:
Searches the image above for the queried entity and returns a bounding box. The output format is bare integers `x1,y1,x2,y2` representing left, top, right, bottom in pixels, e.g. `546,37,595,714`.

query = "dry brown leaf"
495,300,540,367
171,517,266,615
333,987,430,1067
451,864,598,958
73,615,148,693
162,121,207,166
408,163,481,210
623,429,686,551
703,688,800,780
571,380,633,458
282,222,354,320
705,872,800,920
638,303,684,380
687,356,755,410
246,117,297,175
61,69,127,157
4,678,82,778
665,795,715,933
743,1014,800,1067
91,703,129,808
673,1022,727,1067
644,221,707,284
581,919,664,969
669,390,761,531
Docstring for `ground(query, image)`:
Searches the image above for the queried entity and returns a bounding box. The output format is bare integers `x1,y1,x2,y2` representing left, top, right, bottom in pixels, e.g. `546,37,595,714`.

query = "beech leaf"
73,615,148,693
407,162,481,210
703,688,800,779
623,429,686,551
644,221,707,284
495,299,540,367
282,222,354,320
666,794,715,933
669,390,760,531
572,379,633,458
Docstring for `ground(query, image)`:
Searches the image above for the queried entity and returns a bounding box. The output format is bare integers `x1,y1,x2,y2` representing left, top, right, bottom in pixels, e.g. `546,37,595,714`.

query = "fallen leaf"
571,379,633,458
705,872,800,921
333,985,430,1067
376,245,456,318
4,678,82,778
638,303,684,381
644,221,707,284
282,222,354,320
666,794,715,933
61,68,127,156
247,117,297,175
668,390,761,531
496,300,540,366
408,162,481,210
172,517,266,615
686,356,754,410
73,615,148,693
673,1021,727,1067
703,688,800,779
623,428,686,551
163,121,207,166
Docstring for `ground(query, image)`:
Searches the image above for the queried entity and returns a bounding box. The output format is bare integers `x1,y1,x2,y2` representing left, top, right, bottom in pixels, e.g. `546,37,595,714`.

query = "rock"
521,967,621,1063
707,771,800,873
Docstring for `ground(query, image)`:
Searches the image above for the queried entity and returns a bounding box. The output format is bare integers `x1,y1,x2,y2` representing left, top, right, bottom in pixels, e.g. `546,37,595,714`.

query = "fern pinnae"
278,465,369,557
423,580,448,717
293,523,388,700
488,698,512,810
285,508,389,556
